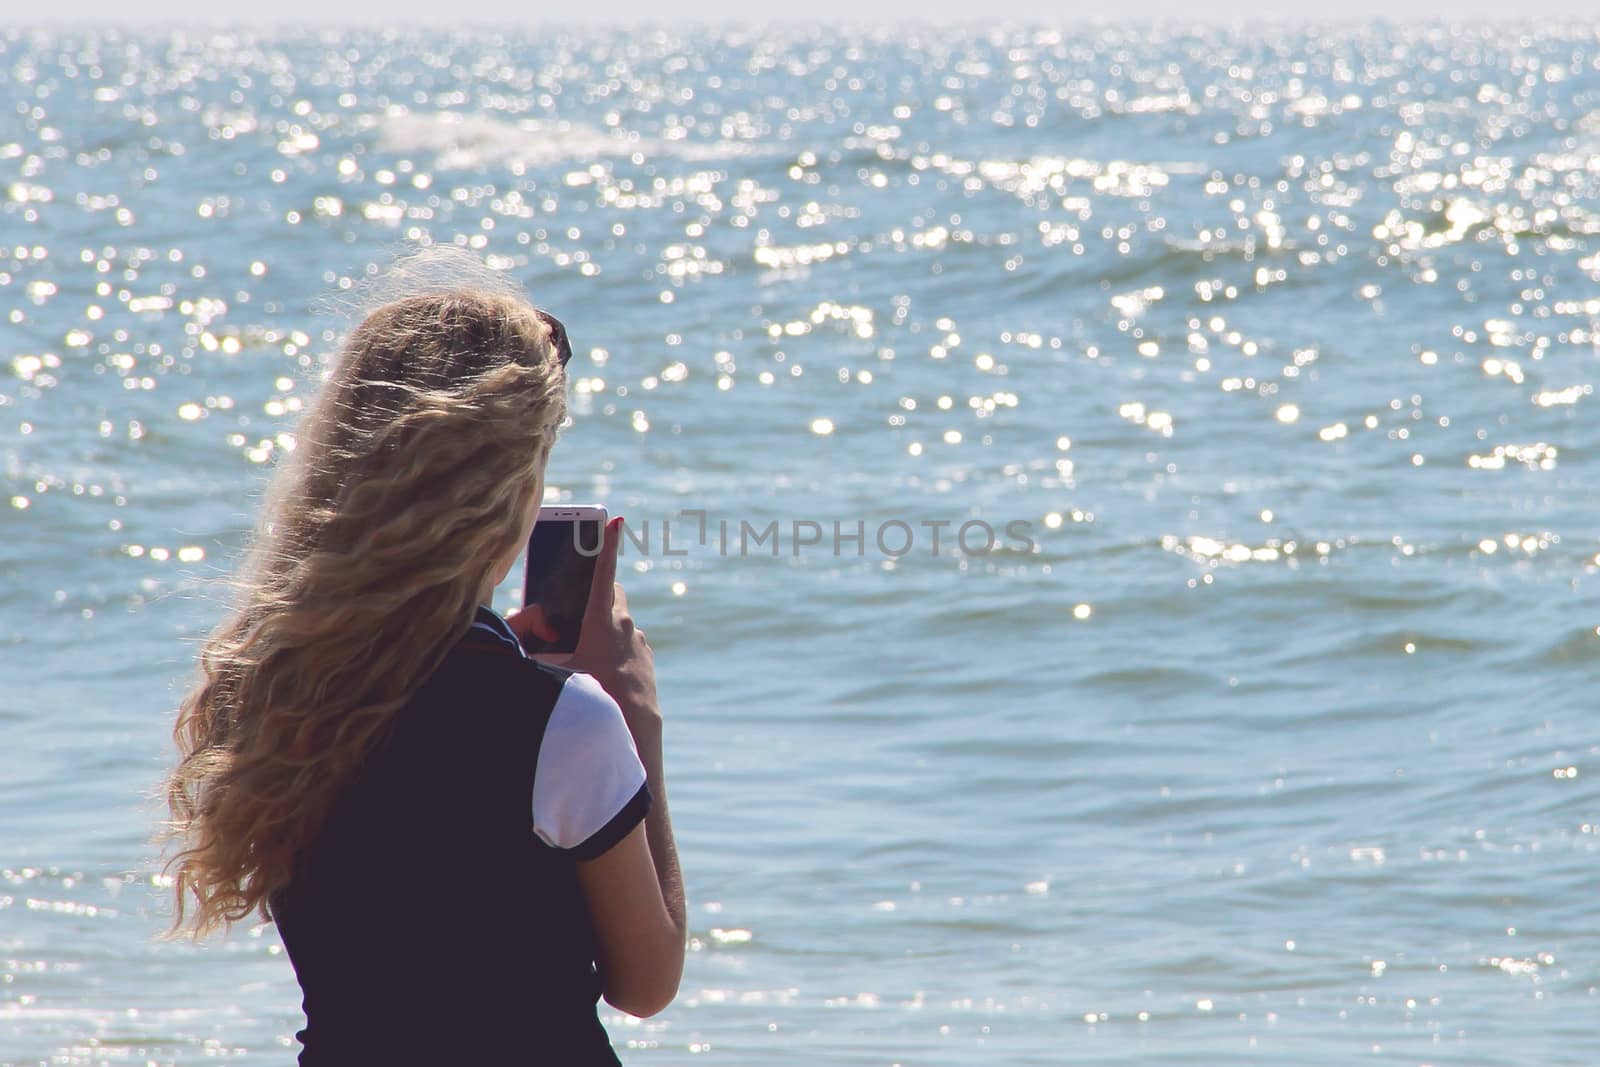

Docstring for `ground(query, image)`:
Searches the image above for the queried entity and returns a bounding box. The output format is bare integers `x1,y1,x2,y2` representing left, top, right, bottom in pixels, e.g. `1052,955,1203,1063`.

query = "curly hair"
163,277,568,935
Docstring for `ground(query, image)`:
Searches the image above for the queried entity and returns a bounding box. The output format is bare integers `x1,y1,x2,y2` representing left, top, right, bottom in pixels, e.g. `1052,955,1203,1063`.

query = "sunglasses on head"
535,309,572,368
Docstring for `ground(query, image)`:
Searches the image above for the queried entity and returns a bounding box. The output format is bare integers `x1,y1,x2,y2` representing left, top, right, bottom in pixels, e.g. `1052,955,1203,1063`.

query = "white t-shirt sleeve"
532,672,651,859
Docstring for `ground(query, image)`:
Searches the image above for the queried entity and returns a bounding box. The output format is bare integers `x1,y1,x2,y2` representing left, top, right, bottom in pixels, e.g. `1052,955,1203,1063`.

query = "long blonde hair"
164,271,568,935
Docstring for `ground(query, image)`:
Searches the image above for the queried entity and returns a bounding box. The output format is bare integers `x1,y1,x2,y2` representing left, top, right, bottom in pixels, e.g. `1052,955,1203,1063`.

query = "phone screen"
521,514,603,654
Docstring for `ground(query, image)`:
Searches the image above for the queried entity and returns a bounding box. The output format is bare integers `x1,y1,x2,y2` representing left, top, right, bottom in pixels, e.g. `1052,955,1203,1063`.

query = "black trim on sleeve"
568,782,652,861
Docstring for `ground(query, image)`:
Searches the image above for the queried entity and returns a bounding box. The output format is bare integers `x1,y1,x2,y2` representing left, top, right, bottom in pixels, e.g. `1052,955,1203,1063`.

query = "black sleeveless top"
269,613,647,1065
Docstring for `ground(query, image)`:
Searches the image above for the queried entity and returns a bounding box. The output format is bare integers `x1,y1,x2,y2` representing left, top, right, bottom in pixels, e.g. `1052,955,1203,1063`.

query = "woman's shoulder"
404,639,574,740
546,669,620,714
446,618,611,708
443,629,569,683
533,671,647,855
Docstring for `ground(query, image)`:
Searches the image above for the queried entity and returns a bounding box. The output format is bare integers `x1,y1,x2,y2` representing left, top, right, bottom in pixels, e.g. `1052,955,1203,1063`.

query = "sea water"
2,22,1598,1065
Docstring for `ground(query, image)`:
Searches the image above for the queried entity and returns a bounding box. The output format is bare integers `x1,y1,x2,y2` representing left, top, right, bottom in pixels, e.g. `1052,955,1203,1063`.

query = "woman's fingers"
590,517,622,604
510,604,573,666
505,604,561,644
576,517,622,642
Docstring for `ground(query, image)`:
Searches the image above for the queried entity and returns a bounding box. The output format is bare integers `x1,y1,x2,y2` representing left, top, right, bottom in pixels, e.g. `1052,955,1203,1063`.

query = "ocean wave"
371,110,767,170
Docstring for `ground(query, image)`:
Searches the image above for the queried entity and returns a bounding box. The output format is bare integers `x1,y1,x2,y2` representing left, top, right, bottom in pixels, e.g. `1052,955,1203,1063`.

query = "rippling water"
3,22,1599,1065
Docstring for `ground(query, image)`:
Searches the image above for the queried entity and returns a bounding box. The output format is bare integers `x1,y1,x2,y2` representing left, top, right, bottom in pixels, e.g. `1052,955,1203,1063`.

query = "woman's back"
269,633,617,1064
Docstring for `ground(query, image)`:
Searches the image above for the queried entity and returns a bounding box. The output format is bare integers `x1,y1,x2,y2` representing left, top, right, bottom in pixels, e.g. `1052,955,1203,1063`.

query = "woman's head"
165,262,568,934
290,288,569,591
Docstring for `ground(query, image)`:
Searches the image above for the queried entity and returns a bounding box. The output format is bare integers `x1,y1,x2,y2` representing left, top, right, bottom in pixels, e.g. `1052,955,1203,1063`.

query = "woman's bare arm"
576,712,685,1017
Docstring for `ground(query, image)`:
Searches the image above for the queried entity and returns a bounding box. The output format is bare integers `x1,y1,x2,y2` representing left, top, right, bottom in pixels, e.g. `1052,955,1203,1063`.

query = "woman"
164,269,685,1064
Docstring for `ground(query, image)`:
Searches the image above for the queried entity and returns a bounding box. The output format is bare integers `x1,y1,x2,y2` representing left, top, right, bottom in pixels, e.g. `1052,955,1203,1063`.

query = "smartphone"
521,505,607,655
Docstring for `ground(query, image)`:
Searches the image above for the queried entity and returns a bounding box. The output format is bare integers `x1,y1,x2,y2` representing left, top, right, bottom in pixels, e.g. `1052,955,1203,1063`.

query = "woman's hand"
507,517,661,735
